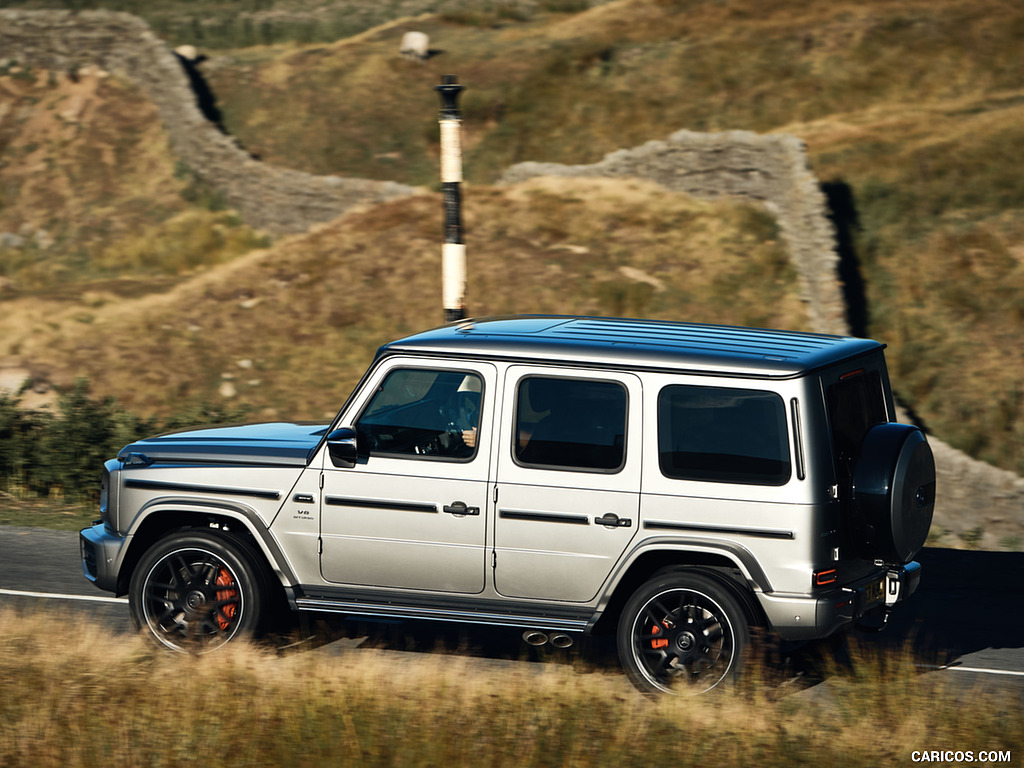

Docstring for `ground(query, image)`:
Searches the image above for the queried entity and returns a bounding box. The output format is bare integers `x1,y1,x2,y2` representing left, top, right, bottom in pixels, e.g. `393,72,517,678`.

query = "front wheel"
129,530,265,653
617,572,749,695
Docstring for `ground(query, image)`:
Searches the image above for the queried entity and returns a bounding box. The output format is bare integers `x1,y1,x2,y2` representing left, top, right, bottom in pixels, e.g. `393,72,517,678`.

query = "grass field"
0,607,1020,767
0,497,93,529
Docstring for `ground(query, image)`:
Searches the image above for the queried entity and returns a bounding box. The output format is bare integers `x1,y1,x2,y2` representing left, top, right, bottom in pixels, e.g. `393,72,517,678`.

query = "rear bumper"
885,559,922,606
80,523,128,595
759,561,921,641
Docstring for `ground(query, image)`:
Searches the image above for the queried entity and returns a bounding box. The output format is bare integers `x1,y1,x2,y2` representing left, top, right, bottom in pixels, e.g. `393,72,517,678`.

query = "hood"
117,422,330,467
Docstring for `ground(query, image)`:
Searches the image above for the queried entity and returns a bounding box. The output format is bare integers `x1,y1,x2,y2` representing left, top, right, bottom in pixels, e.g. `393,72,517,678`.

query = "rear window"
658,385,791,486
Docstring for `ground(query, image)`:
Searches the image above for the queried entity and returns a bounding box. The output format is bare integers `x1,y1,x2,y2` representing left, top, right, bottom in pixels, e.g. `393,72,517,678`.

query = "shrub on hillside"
0,381,247,503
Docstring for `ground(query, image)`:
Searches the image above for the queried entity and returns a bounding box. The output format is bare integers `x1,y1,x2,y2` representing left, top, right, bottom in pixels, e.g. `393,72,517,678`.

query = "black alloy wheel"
618,572,749,695
129,531,265,653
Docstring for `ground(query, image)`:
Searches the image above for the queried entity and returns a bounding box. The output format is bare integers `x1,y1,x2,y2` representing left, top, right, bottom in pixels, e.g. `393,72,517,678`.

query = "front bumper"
759,561,922,641
80,523,128,595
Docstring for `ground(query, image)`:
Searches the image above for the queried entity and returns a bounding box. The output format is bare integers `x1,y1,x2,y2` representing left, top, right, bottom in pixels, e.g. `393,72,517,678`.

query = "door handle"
595,513,632,528
443,501,480,516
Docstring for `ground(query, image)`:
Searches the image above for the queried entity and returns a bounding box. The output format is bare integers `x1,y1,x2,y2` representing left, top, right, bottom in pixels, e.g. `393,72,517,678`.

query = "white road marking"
0,587,128,604
921,663,1024,678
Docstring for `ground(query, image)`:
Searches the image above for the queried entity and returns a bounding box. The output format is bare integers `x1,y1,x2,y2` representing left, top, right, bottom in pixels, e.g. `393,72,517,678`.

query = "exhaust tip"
550,633,574,649
522,630,548,646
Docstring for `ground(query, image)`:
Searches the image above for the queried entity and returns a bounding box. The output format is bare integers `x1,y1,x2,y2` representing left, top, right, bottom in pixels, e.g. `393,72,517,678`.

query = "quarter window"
658,385,791,486
356,369,482,460
514,377,627,472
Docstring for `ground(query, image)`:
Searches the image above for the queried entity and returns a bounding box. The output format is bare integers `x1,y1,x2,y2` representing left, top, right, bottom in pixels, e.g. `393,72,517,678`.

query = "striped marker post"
436,74,466,322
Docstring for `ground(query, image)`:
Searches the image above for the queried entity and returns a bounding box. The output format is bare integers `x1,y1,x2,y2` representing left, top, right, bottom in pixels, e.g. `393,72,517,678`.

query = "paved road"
0,525,133,632
875,546,1024,684
2,526,1022,689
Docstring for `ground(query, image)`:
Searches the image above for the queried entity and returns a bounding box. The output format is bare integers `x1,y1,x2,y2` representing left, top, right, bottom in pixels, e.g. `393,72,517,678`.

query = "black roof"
383,316,882,379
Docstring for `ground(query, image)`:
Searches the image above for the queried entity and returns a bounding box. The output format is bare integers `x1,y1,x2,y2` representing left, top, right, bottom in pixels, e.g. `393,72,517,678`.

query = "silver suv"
80,316,935,694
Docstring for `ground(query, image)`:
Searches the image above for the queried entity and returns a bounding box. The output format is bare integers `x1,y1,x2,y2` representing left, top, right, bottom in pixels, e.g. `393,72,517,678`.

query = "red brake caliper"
215,568,238,631
651,621,669,650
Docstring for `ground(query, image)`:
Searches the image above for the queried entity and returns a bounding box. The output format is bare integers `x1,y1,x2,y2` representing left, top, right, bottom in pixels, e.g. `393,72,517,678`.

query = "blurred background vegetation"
0,0,1022,496
0,382,248,517
0,0,599,49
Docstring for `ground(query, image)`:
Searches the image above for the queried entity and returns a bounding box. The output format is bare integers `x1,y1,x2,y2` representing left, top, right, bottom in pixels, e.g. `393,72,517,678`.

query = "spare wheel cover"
851,423,936,564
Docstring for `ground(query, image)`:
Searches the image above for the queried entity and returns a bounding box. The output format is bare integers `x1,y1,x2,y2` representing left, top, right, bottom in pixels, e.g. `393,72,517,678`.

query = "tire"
129,530,266,653
617,572,749,696
850,423,935,564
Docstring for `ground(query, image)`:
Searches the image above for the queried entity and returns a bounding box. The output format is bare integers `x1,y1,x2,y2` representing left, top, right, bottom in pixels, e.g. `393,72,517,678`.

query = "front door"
494,367,641,602
318,358,495,594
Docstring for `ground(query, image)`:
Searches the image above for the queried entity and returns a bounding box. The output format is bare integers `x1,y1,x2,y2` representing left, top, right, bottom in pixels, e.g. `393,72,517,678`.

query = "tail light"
814,568,838,587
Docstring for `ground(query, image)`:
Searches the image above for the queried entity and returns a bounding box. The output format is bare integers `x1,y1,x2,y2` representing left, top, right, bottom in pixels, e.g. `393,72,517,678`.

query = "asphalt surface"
874,546,1024,686
2,526,1022,691
0,525,133,633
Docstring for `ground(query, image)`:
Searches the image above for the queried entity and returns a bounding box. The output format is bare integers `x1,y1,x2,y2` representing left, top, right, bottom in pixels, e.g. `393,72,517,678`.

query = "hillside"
1,177,805,416
197,0,1024,475
0,0,1022,548
0,64,269,296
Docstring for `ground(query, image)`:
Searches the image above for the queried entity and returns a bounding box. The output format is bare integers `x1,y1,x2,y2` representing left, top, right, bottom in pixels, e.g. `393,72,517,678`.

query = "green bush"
0,381,247,503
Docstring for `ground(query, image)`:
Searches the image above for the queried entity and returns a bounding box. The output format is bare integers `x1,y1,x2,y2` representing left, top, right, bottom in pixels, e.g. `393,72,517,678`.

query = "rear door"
493,367,641,602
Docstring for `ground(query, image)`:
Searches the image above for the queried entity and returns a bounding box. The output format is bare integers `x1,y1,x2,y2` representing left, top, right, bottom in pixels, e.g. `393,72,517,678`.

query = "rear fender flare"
591,537,770,630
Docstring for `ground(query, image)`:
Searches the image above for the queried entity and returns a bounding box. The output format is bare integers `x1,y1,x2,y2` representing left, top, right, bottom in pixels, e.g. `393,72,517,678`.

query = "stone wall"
0,9,416,235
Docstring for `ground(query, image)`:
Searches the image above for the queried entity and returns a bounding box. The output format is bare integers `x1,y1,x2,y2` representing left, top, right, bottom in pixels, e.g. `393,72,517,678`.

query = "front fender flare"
120,496,299,590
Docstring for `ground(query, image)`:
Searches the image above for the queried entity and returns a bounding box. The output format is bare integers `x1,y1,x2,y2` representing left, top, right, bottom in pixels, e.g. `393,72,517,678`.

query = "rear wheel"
617,572,749,695
129,530,265,653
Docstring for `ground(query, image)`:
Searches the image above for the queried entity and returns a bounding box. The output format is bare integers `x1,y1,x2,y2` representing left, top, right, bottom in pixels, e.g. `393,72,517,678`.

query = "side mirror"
326,427,358,468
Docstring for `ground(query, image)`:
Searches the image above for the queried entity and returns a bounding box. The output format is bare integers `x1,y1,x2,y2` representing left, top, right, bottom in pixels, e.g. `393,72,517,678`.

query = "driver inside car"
445,376,481,452
356,368,483,459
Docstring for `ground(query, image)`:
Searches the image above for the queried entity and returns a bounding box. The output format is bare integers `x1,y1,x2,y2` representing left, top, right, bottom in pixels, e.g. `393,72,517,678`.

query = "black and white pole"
437,74,466,322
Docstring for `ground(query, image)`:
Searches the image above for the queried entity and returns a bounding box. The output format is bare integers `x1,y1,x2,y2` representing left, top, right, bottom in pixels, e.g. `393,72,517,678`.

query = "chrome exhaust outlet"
549,633,574,649
522,630,548,646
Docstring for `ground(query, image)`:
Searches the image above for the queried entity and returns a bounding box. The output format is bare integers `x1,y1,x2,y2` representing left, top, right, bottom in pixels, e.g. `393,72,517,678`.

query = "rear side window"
514,377,627,472
658,385,791,486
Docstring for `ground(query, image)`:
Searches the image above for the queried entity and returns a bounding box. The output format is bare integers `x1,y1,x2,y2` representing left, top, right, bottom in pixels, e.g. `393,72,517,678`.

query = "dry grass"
0,67,268,295
0,607,1019,767
0,494,94,530
202,0,1024,182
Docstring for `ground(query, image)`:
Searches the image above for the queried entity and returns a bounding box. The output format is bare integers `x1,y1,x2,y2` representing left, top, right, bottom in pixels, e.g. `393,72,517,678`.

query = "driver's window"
356,368,482,461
